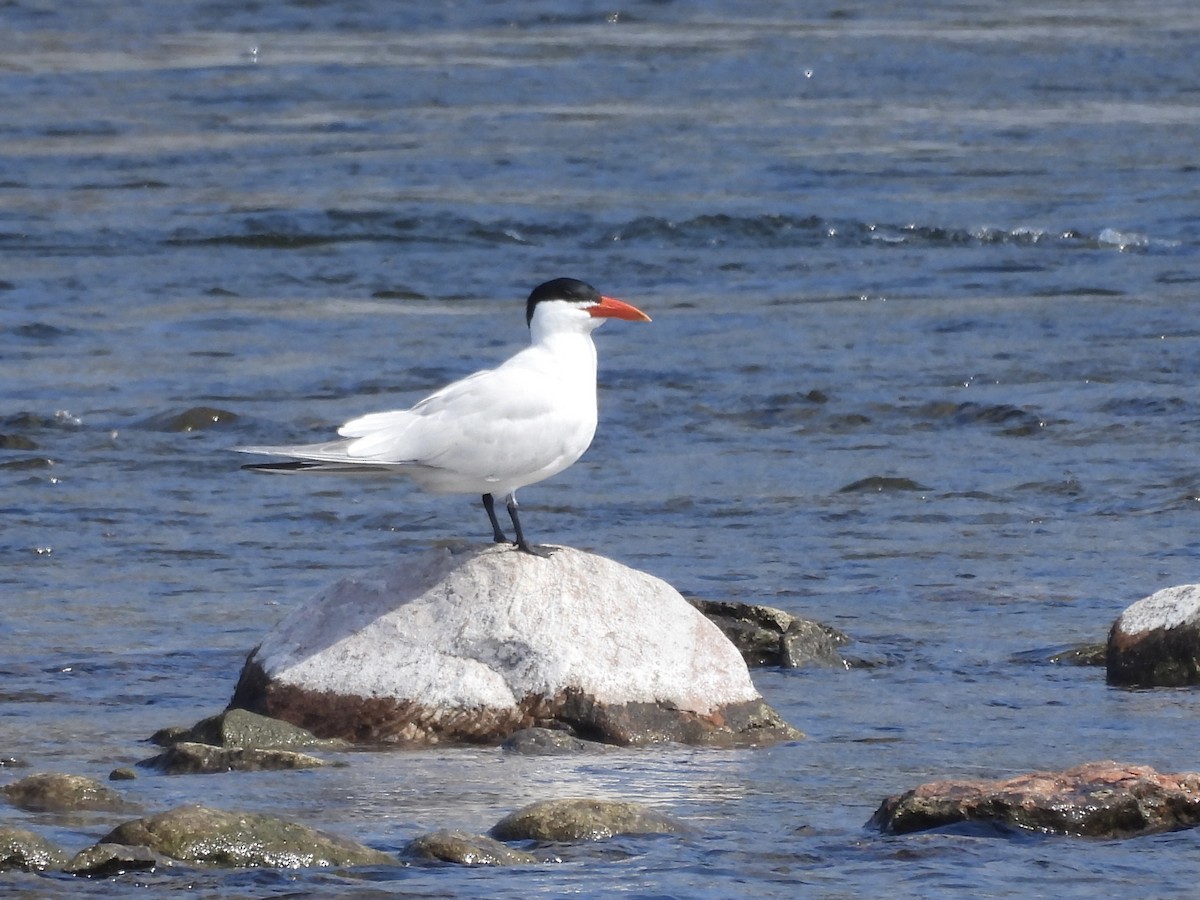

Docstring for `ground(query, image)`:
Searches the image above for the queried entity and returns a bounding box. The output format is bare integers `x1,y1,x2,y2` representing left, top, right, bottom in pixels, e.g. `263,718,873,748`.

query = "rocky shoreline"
6,553,1200,881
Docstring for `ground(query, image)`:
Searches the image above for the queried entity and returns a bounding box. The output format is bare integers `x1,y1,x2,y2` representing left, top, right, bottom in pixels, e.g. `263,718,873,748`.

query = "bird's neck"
530,327,599,378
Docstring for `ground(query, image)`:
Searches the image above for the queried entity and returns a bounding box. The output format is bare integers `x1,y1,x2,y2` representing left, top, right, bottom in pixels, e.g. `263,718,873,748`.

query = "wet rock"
501,727,611,755
2,772,137,813
490,798,690,842
870,760,1200,838
136,406,239,432
109,767,138,781
230,545,800,748
691,598,849,668
1012,643,1108,667
838,475,931,493
155,708,343,751
405,829,538,866
139,741,328,775
0,433,37,450
65,843,171,876
1046,643,1106,666
102,804,394,868
1107,584,1200,687
0,826,70,871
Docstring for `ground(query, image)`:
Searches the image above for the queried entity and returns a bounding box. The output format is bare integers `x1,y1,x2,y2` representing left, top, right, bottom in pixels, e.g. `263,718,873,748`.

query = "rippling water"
4,1,1200,895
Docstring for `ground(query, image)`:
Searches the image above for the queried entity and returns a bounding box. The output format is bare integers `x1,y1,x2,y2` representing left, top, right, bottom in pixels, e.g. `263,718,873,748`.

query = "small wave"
148,208,1183,256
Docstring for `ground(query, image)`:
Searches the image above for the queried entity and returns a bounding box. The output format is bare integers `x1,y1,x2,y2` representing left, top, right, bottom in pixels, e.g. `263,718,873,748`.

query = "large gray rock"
870,760,1200,838
1108,584,1200,687
230,545,799,747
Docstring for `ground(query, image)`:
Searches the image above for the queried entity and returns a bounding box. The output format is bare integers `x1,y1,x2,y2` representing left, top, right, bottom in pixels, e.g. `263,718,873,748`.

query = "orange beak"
588,295,652,322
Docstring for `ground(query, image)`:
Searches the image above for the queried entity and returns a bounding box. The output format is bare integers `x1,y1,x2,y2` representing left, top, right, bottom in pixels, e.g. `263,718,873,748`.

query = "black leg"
506,495,552,557
482,493,508,544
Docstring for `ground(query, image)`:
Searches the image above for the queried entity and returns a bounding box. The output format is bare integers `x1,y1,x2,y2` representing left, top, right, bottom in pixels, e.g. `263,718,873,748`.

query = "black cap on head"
525,277,601,326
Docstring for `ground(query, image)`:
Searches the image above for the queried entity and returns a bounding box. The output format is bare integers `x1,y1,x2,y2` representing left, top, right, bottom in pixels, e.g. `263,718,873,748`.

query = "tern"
237,277,651,555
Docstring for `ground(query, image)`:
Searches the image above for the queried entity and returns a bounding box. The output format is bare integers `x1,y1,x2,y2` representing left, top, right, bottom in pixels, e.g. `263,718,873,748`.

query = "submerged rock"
0,826,69,871
136,406,239,432
870,760,1200,838
490,798,690,842
230,545,800,748
691,598,849,668
139,741,328,775
2,772,137,814
101,804,393,868
405,829,538,866
1107,584,1200,687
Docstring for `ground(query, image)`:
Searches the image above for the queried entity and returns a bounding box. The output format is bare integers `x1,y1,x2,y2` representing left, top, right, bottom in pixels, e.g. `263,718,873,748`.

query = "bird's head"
525,278,652,332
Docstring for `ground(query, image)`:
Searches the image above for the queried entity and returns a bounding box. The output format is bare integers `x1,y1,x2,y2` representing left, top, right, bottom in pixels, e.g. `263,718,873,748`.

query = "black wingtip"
241,461,318,472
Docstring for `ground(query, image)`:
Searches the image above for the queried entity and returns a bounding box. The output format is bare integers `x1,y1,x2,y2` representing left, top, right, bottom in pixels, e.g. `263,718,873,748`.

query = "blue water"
4,0,1200,894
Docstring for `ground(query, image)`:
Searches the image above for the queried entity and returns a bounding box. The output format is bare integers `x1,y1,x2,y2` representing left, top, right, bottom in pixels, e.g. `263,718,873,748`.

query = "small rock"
65,843,171,877
691,598,849,669
869,760,1200,838
501,727,610,755
109,767,138,781
490,798,691,842
405,830,538,866
0,826,70,871
2,773,137,813
139,741,328,775
1108,584,1200,687
102,804,394,868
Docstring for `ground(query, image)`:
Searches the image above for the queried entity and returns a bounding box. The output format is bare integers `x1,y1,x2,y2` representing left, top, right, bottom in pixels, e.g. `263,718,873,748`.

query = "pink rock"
871,761,1200,837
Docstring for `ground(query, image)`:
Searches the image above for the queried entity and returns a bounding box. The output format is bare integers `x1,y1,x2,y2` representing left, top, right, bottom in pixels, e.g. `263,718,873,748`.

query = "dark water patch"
1156,270,1200,285
371,287,429,300
75,179,171,190
0,457,54,470
1097,396,1188,417
163,210,585,252
1031,285,1128,297
915,401,1046,436
1012,478,1085,498
10,322,76,341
